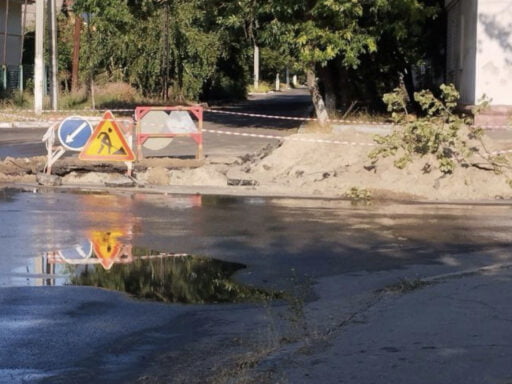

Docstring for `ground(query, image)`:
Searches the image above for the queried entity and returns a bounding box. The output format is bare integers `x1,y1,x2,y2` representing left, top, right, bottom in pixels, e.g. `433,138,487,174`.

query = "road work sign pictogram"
58,116,94,151
90,230,123,270
79,111,135,161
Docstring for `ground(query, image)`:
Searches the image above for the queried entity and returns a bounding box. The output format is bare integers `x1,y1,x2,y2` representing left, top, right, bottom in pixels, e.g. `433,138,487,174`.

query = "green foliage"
255,0,444,116
262,0,376,70
344,186,372,202
247,81,273,94
72,0,229,101
93,82,141,108
382,86,409,122
59,89,88,109
48,0,444,108
370,84,480,175
10,91,31,108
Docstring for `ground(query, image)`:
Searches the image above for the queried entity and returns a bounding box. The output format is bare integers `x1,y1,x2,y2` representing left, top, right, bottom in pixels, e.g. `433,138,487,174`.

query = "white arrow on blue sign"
59,240,93,263
57,116,94,151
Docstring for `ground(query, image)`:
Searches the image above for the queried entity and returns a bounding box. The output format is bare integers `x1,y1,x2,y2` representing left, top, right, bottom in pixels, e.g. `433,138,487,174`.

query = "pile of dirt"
231,129,512,200
147,128,512,200
0,156,43,183
2,129,511,201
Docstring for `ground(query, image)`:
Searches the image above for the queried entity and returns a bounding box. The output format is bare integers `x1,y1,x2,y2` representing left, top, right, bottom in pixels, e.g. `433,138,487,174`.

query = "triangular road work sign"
79,111,135,161
90,230,123,270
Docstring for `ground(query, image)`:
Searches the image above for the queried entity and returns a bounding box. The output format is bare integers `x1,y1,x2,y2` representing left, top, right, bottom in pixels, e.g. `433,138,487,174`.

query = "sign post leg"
47,140,53,175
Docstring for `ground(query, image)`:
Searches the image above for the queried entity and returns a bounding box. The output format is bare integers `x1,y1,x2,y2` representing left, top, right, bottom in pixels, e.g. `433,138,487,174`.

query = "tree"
73,0,224,101
261,0,443,123
261,0,377,124
65,0,444,109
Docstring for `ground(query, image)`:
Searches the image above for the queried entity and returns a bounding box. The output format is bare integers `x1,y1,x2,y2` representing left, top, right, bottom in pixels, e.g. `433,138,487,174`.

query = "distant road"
0,88,312,160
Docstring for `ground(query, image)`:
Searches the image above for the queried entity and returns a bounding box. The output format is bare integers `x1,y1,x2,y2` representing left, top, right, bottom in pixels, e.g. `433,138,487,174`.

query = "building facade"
446,0,512,125
0,0,25,66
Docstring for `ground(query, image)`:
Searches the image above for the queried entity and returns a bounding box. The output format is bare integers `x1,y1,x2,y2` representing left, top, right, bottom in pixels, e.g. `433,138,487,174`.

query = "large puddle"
34,237,279,304
3,188,512,301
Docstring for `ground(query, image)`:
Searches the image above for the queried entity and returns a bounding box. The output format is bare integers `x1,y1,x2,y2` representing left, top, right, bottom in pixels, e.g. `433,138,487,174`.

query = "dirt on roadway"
1,125,512,201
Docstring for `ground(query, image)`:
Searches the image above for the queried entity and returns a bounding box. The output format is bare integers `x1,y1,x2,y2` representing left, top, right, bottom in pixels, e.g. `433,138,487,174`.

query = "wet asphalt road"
2,91,512,382
1,189,512,382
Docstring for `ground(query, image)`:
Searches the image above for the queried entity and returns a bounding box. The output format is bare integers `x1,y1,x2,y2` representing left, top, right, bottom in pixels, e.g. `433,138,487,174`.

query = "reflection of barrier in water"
43,240,281,304
46,233,188,270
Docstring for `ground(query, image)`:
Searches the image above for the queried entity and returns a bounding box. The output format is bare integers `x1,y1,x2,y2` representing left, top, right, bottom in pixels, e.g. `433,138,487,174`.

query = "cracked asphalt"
279,266,512,384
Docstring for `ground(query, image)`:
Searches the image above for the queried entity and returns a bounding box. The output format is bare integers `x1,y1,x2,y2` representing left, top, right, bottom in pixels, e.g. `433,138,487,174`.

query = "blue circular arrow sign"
57,116,94,151
59,240,93,262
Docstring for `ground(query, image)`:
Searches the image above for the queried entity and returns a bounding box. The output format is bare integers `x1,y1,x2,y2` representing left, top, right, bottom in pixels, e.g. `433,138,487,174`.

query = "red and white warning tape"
490,149,512,156
1,108,512,154
0,108,133,114
202,129,512,154
202,128,376,146
205,108,394,127
206,109,512,130
1,107,511,129
478,125,512,130
0,111,41,122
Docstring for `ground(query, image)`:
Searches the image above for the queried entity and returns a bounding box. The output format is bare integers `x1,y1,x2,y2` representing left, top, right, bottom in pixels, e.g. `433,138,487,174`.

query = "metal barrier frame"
134,106,204,160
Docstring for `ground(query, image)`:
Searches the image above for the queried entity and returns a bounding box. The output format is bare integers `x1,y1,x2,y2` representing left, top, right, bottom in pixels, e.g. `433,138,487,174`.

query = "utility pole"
253,44,259,91
162,2,170,101
34,0,44,114
71,13,80,92
49,0,58,110
70,0,80,92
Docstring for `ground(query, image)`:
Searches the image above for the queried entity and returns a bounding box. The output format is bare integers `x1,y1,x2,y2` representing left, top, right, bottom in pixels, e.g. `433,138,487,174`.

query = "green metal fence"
0,65,37,93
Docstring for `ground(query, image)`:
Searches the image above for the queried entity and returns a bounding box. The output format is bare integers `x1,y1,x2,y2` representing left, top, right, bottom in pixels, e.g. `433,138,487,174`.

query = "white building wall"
475,0,512,106
446,0,478,105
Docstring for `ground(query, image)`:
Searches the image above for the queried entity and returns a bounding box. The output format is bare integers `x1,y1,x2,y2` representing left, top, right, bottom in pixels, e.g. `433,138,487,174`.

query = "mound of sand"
140,128,512,200
1,129,511,201
222,129,512,200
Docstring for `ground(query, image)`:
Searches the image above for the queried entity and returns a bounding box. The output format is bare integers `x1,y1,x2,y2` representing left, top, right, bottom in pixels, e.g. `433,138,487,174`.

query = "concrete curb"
422,261,512,283
0,122,52,129
4,181,512,205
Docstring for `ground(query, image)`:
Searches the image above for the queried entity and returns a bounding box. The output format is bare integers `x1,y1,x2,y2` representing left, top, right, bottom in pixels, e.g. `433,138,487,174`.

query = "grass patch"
0,90,34,109
60,89,89,109
247,81,273,94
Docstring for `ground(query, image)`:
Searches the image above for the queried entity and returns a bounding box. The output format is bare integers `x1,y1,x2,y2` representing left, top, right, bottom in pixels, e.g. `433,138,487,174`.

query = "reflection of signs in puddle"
44,239,282,304
70,252,281,304
90,230,128,270
46,239,132,270
47,241,93,265
77,194,138,226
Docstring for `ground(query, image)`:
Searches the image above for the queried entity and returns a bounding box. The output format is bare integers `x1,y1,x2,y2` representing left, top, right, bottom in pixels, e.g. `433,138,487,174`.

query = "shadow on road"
205,89,313,130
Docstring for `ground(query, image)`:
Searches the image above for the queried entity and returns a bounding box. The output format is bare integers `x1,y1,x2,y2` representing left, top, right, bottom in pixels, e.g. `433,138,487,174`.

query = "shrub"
344,187,372,203
369,84,488,175
60,88,88,109
93,82,140,109
247,81,273,94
